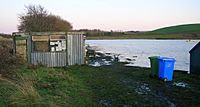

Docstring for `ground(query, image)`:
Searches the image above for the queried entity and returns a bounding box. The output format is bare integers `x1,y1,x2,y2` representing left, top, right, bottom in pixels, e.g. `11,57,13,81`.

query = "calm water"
86,39,199,71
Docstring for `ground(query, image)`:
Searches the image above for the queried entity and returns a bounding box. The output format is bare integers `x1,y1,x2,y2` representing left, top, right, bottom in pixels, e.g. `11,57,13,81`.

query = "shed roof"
12,32,66,37
189,41,200,53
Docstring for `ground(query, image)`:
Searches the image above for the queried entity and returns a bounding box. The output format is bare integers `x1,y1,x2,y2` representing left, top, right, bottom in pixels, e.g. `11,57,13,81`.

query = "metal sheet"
67,32,85,65
31,52,67,67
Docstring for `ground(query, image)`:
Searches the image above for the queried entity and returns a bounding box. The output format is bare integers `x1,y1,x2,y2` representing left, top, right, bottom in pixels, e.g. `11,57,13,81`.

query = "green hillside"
152,24,200,34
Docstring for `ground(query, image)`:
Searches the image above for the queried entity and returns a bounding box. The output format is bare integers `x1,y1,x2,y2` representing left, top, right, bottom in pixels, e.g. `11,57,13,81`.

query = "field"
152,24,200,34
87,24,200,40
0,63,200,107
86,33,200,40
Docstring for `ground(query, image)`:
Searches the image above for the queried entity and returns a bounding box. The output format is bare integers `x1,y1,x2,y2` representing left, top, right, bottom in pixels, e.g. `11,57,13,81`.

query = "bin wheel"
164,78,168,82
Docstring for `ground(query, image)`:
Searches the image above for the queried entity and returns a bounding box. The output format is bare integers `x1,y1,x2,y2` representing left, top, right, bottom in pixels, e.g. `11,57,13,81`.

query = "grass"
69,64,200,107
0,74,47,107
152,24,200,34
87,24,200,40
0,63,200,107
86,33,200,40
0,36,12,41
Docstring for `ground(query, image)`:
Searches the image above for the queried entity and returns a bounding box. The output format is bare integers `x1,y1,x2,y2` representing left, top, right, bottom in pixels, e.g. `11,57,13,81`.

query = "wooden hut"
13,32,85,67
189,41,200,74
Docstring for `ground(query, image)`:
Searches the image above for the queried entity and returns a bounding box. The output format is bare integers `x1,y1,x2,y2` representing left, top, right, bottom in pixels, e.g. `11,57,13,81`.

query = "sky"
0,0,200,34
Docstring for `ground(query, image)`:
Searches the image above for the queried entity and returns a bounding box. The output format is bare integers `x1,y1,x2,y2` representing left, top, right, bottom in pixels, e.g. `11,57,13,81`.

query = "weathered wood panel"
15,40,27,62
31,52,67,67
32,36,49,41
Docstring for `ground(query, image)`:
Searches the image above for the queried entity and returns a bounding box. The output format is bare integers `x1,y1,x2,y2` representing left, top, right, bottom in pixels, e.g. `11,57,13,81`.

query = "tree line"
75,29,125,36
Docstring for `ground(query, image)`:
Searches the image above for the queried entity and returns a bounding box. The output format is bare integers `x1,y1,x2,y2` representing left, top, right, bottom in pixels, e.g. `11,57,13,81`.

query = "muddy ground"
84,47,200,107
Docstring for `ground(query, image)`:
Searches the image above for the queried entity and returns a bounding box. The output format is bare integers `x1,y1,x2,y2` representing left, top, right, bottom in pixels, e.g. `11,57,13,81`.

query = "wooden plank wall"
15,40,27,62
31,52,67,67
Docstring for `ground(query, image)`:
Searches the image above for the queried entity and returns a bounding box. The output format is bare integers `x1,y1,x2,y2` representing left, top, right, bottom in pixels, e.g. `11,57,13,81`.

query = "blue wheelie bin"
158,57,176,81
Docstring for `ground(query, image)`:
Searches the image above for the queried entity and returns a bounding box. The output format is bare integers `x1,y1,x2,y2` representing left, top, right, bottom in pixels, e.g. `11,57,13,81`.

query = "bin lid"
159,57,176,61
148,56,160,59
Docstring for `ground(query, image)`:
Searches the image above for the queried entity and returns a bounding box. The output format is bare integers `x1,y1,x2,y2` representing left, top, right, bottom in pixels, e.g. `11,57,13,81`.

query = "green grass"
69,64,200,107
152,24,200,34
0,65,97,107
87,24,200,40
87,33,200,40
0,63,200,107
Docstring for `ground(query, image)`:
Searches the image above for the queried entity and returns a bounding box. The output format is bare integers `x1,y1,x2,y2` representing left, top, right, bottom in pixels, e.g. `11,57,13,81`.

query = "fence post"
27,34,32,64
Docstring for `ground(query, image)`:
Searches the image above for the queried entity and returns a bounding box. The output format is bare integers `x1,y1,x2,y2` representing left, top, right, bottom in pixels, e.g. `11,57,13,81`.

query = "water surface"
86,39,199,71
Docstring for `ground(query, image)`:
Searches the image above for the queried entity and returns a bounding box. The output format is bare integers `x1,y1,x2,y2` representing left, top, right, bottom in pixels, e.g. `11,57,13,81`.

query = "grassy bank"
86,24,200,40
152,24,200,34
0,63,200,107
86,33,200,40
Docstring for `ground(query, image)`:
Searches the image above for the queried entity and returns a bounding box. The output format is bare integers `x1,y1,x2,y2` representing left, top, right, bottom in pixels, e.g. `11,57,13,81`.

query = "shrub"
0,40,17,75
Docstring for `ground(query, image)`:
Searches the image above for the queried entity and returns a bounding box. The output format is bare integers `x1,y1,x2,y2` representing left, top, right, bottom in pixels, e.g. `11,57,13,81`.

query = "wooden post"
48,35,50,52
66,34,68,66
27,34,32,64
12,35,16,55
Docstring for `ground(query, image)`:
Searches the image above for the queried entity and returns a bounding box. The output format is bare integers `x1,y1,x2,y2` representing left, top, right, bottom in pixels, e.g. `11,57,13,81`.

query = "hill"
152,24,200,34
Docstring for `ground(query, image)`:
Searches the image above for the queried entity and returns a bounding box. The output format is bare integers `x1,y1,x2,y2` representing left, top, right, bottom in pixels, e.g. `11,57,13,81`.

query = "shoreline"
86,46,188,72
86,38,200,40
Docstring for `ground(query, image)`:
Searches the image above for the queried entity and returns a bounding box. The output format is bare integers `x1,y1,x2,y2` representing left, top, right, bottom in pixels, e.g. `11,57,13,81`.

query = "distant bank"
1,24,200,40
86,24,200,40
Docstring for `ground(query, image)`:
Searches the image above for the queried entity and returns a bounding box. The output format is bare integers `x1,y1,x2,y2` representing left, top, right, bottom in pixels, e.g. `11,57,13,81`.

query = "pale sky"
0,0,200,34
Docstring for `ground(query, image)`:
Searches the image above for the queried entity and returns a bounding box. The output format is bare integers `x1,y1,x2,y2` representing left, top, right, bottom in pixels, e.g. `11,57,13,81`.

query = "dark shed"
189,41,200,74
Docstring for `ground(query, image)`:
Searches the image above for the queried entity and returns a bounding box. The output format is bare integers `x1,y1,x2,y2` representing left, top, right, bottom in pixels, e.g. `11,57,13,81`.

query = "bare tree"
18,5,72,32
